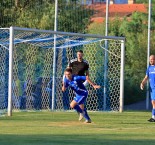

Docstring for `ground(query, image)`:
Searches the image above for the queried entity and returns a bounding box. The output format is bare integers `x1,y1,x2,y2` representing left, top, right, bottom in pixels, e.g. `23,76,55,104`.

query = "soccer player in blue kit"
62,68,101,123
63,50,90,121
141,55,155,122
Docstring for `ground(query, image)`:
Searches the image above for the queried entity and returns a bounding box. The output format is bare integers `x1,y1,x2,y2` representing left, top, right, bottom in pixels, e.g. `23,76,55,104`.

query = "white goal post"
0,26,125,116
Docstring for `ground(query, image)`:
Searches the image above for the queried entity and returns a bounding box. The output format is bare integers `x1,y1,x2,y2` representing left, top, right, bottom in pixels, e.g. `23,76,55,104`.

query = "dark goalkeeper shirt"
69,58,89,76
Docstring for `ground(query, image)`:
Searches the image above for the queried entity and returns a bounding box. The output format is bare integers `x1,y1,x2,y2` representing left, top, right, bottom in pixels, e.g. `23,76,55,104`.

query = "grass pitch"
0,111,155,145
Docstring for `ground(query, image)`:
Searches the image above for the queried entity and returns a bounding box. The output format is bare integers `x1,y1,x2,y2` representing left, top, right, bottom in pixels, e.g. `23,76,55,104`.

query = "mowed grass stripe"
0,111,155,145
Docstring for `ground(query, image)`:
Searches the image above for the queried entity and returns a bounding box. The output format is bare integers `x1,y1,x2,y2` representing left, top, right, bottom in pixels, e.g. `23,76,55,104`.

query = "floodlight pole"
105,0,109,36
103,0,109,110
146,0,152,110
52,0,58,110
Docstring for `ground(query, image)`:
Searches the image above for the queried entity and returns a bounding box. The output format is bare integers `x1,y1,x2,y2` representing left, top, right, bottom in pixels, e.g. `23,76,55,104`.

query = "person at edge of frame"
141,55,155,122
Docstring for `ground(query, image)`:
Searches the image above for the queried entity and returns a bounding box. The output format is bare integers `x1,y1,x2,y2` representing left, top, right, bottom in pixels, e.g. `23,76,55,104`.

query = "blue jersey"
146,65,155,89
64,75,88,96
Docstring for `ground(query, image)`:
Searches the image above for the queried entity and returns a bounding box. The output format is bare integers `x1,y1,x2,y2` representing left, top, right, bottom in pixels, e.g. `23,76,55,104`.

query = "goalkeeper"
63,50,90,121
62,68,100,123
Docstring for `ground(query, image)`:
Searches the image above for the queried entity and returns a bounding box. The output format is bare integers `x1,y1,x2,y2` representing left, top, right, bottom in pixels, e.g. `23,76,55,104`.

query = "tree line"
1,0,155,104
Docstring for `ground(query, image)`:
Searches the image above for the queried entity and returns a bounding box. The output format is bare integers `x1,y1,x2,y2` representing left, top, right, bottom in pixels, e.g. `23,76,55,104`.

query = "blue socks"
74,105,83,113
73,105,90,121
83,108,90,120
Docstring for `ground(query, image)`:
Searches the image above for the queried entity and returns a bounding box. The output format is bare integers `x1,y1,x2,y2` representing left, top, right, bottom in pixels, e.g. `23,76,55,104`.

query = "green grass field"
0,111,155,145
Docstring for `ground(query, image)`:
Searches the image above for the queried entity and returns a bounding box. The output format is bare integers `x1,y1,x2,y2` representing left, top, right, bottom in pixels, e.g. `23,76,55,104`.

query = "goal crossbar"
0,26,125,116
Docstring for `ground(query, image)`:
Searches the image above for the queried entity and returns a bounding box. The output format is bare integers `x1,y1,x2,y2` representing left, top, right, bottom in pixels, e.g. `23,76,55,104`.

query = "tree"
0,0,14,27
0,0,94,32
118,11,155,103
57,0,93,33
87,10,155,104
136,0,155,4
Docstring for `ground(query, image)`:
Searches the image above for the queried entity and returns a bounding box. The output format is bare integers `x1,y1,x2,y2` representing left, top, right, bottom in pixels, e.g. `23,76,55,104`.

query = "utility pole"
146,0,152,110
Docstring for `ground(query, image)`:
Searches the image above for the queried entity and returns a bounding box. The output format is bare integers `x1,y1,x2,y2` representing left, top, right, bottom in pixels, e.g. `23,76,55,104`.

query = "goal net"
0,27,125,116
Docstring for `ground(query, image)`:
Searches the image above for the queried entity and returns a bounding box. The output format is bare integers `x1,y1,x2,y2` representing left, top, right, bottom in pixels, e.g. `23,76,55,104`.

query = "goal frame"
5,26,125,116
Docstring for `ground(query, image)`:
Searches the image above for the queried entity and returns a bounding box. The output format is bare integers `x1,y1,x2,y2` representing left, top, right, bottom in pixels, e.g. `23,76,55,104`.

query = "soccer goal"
0,27,125,116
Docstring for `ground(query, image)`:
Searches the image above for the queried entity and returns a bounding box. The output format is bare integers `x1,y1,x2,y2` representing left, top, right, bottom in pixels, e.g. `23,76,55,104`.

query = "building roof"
90,4,147,23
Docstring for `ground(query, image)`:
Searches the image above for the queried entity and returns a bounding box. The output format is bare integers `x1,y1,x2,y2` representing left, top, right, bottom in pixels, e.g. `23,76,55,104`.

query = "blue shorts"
150,88,155,100
73,92,88,105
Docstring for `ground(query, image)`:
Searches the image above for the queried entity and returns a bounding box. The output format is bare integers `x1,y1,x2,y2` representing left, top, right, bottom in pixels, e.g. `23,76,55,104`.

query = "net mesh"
0,28,123,113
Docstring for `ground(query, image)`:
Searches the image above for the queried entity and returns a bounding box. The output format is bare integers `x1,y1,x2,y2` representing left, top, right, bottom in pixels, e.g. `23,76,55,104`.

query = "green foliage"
0,0,14,27
57,1,93,33
124,79,146,105
119,13,148,77
88,10,155,104
119,12,155,104
109,16,122,36
88,22,105,35
136,0,155,4
1,1,155,105
13,1,55,29
119,12,151,104
0,0,93,32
